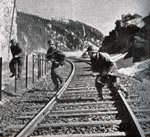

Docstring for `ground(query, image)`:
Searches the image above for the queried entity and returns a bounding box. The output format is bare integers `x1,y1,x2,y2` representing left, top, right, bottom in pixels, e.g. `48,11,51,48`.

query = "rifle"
46,49,57,60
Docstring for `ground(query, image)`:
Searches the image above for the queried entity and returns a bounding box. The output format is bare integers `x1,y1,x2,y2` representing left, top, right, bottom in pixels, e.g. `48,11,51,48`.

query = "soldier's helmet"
86,45,96,52
10,39,16,44
47,40,54,45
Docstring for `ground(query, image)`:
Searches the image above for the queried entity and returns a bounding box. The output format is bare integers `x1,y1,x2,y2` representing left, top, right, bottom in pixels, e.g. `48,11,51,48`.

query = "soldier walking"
46,40,66,91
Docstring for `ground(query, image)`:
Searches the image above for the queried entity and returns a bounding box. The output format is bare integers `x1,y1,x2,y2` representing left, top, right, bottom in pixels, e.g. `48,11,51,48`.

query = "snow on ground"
118,59,150,100
32,47,47,54
111,53,128,62
118,59,150,76
64,50,85,58
64,50,127,61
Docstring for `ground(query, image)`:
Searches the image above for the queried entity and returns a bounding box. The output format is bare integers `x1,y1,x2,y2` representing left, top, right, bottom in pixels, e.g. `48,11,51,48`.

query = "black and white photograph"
0,0,150,136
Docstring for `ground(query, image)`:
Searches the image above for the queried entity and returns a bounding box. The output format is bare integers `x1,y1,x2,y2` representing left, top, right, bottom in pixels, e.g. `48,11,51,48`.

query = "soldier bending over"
86,45,128,100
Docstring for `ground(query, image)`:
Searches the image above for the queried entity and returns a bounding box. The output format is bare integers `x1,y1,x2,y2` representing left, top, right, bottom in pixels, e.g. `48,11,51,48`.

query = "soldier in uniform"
87,45,128,100
9,39,25,78
46,40,66,91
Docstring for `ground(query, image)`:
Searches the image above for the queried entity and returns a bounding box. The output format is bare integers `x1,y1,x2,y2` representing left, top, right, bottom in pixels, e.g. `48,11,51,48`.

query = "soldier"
9,39,25,78
46,40,66,91
87,45,128,100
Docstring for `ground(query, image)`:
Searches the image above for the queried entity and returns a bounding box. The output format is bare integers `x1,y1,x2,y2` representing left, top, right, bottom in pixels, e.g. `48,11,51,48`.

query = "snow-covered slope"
118,59,150,91
118,59,150,77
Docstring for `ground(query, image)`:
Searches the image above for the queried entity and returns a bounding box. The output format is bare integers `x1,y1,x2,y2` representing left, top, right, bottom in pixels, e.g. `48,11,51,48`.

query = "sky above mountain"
17,0,150,35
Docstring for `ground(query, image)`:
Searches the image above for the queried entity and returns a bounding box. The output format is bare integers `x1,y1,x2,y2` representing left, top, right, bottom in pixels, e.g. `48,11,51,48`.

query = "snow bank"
64,50,84,58
127,17,145,28
118,58,150,92
118,59,150,76
111,53,127,62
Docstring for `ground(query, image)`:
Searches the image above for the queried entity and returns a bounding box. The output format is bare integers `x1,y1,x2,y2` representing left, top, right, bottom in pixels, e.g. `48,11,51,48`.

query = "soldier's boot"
98,92,104,101
96,82,104,101
108,84,119,99
10,73,15,78
18,73,21,78
53,84,59,91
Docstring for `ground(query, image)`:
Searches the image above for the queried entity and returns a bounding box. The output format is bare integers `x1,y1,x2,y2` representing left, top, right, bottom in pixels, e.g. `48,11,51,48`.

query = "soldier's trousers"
51,62,63,89
95,75,118,99
9,57,24,77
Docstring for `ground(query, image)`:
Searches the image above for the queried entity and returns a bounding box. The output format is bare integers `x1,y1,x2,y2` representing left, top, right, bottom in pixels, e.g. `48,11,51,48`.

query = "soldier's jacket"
46,47,66,66
46,46,55,60
10,43,25,58
90,52,118,76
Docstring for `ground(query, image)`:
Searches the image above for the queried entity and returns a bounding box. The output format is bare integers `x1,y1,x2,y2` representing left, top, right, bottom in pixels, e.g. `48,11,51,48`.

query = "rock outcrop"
102,13,150,62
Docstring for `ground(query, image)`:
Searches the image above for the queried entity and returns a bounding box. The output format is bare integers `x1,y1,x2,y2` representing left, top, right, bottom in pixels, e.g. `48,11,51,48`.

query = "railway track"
1,58,148,137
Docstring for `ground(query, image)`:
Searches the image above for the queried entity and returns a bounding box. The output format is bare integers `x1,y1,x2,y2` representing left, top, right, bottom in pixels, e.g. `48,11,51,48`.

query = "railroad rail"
1,58,147,137
120,76,150,137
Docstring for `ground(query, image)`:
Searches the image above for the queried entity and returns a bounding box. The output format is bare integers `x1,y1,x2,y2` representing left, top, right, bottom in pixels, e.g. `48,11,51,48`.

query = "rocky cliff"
0,0,17,62
102,13,150,62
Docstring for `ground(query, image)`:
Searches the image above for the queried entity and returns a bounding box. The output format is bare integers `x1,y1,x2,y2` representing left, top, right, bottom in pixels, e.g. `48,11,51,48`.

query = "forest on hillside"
17,12,103,54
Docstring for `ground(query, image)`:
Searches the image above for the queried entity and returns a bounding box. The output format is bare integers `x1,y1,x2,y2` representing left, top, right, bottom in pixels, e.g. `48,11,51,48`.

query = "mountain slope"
17,12,103,54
